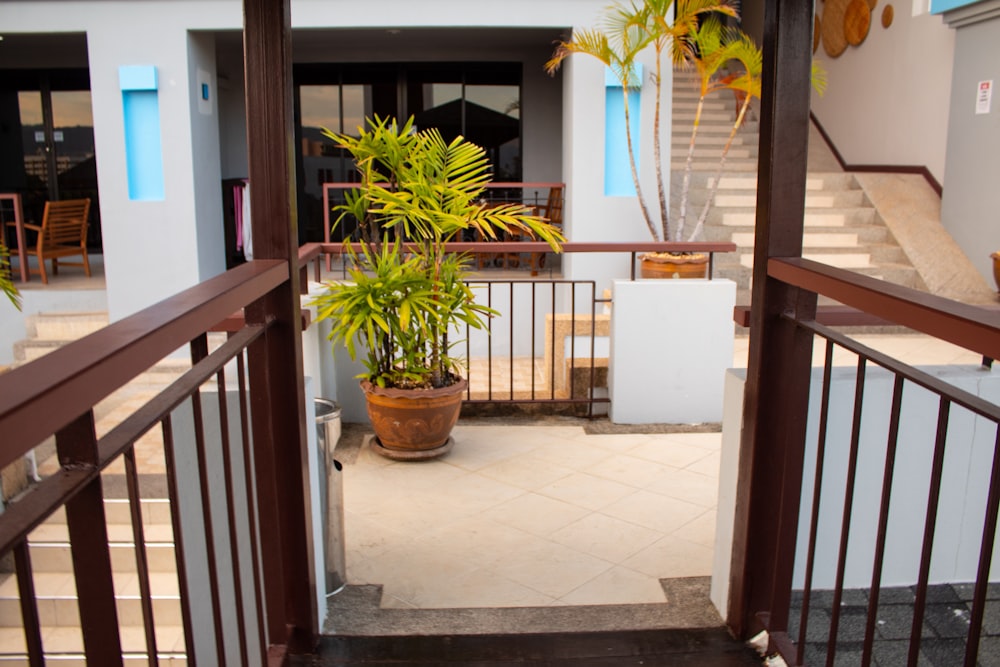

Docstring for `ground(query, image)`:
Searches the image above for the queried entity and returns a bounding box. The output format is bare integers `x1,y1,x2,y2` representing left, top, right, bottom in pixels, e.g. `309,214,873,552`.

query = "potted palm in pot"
312,116,563,460
545,0,762,278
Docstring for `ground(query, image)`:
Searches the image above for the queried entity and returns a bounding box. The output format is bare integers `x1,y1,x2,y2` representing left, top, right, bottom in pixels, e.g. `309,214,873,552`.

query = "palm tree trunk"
687,96,751,241
675,91,706,242
653,57,670,243
622,86,659,241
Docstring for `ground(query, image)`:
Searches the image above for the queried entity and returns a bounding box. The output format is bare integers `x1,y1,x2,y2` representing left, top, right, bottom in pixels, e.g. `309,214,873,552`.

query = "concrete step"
698,173,861,191
44,499,174,528
24,541,178,574
730,231,861,249
0,572,182,628
673,110,743,123
671,134,749,146
723,225,891,246
672,160,760,172
672,100,728,111
27,312,108,341
716,208,877,227
0,623,187,663
677,146,757,161
696,189,866,209
673,123,755,136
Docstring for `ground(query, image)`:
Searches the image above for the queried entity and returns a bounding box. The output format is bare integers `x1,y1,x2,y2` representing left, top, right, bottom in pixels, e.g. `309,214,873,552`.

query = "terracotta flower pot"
361,378,467,460
639,252,709,279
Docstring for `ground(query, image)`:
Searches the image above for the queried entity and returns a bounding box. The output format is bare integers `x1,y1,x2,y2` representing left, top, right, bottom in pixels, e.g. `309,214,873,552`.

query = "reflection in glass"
51,91,95,196
18,92,47,188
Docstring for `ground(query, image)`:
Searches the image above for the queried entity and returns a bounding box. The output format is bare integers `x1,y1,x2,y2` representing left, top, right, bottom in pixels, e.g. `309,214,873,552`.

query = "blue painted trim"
604,87,641,196
119,65,158,91
930,0,983,13
122,89,165,201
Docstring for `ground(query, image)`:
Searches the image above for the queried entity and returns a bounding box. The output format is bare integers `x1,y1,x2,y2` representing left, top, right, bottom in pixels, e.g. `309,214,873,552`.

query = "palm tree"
546,23,657,240
675,19,761,242
546,0,737,244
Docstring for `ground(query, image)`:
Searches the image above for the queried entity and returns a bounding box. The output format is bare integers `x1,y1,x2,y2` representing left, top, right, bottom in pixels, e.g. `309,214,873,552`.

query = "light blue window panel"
930,0,982,13
120,65,164,201
604,64,642,196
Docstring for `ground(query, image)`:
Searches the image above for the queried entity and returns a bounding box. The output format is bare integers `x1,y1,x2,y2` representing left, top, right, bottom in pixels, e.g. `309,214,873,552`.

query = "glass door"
16,83,99,248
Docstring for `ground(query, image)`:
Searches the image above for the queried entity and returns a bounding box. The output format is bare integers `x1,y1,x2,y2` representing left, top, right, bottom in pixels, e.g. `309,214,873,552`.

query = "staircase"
0,499,187,665
2,312,194,665
670,68,926,306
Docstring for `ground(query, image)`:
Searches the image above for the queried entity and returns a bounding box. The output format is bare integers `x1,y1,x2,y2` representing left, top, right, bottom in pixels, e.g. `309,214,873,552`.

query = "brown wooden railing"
301,240,735,416
0,238,734,665
735,257,1000,666
0,259,314,665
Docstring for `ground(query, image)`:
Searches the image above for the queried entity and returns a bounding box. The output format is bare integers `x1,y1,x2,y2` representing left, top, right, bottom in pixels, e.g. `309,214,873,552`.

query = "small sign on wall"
976,80,992,115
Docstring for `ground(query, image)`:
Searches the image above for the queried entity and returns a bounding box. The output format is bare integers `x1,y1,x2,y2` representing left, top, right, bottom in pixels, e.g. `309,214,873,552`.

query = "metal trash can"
315,398,345,596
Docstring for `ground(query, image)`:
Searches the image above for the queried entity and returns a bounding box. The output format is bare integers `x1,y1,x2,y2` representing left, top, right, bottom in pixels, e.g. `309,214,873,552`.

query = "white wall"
561,45,675,295
609,279,736,424
0,1,239,320
810,4,954,183
940,10,1000,284
713,364,1000,616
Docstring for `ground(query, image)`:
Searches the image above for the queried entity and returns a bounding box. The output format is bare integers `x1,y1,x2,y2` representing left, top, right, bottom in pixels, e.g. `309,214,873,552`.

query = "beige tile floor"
343,426,721,609
342,333,990,610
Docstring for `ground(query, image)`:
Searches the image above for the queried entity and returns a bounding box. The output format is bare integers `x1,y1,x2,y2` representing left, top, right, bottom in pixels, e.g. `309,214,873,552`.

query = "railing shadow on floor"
732,257,1000,667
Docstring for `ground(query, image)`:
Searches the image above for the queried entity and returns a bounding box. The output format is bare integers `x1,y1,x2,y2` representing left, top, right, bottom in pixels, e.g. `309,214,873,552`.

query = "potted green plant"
545,0,762,278
0,242,20,310
312,116,563,459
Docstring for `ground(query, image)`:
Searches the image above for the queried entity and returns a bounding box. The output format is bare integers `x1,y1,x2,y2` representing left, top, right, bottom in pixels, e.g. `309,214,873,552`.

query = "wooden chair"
10,198,92,284
528,185,564,275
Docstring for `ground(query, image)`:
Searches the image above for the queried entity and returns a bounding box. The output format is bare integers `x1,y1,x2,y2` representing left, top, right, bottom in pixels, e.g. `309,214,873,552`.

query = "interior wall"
216,35,248,180
810,3,954,183
940,13,1000,283
187,31,227,283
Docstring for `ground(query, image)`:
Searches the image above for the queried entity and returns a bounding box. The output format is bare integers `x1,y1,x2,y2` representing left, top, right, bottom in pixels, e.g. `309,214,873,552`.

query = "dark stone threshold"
305,578,758,665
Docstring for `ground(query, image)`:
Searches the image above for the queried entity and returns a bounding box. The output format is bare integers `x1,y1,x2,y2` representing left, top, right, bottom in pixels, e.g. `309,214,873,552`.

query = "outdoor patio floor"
337,334,987,611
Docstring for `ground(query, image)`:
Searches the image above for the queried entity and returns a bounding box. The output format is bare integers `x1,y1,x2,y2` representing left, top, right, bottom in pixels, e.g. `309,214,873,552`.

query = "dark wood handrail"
0,259,288,470
768,257,1000,360
313,241,736,255
0,326,265,555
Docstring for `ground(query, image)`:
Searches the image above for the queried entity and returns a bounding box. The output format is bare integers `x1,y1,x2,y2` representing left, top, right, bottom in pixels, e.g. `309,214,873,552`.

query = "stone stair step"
703,190,865,208
672,160,760,172
699,173,860,191
730,231,861,249
673,110,741,123
718,210,877,227
740,252,873,270
672,100,728,111
0,624,187,661
27,312,109,341
25,542,177,574
680,147,755,160
672,134,747,146
0,580,182,629
45,499,173,528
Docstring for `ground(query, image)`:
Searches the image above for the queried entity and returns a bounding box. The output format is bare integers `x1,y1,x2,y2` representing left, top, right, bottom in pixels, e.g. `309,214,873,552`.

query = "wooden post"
726,0,817,641
242,0,318,655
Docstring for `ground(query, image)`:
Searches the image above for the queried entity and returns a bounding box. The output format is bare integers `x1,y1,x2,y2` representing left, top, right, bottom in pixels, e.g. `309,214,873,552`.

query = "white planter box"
609,279,736,424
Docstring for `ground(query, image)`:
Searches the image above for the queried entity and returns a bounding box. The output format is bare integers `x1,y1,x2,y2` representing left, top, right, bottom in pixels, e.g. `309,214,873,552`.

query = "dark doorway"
293,62,522,243
0,68,101,251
